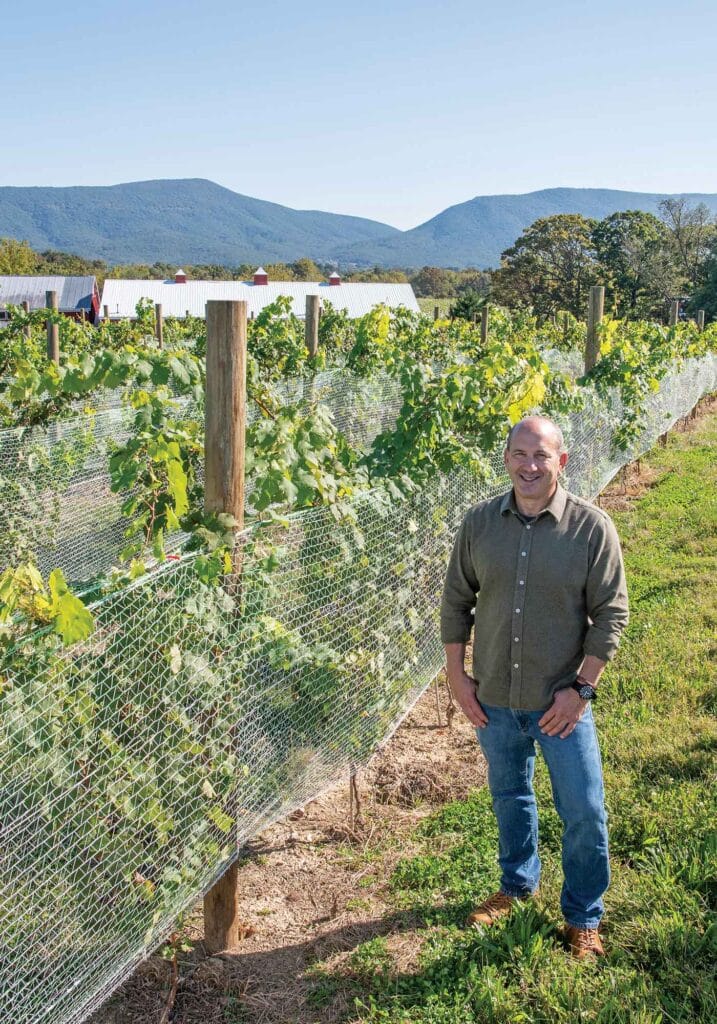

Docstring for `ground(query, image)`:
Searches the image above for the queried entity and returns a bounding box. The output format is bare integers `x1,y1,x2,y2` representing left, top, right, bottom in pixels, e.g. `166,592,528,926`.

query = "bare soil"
89,679,484,1024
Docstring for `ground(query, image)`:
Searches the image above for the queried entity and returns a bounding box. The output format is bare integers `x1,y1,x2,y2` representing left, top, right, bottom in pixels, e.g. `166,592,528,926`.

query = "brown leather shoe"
564,925,605,959
466,891,517,928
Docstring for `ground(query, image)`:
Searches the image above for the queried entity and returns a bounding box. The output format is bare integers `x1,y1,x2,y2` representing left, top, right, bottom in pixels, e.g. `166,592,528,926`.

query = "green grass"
321,411,717,1023
416,297,453,319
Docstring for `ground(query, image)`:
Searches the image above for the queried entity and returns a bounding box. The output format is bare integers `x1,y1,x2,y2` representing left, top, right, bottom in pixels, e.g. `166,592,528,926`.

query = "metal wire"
0,354,715,1024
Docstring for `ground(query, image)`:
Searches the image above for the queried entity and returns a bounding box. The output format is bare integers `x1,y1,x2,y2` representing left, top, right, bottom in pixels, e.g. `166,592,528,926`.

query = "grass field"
309,407,717,1024
416,297,453,318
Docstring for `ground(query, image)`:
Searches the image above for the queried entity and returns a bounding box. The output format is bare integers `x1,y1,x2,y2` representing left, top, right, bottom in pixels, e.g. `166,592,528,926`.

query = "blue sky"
2,0,716,229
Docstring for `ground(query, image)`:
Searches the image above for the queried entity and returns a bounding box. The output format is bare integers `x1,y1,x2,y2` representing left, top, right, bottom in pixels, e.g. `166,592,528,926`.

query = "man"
440,415,628,959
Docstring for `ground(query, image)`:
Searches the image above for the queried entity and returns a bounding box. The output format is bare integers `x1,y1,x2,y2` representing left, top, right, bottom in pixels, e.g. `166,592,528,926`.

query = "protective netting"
0,370,404,585
0,353,715,1024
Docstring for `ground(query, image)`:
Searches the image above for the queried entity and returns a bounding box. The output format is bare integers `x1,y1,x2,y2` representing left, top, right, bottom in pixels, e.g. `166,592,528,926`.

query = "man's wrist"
576,673,596,689
571,676,598,702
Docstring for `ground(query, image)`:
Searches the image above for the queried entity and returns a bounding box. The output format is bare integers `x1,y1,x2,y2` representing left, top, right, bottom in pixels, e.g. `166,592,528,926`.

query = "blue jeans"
477,702,609,929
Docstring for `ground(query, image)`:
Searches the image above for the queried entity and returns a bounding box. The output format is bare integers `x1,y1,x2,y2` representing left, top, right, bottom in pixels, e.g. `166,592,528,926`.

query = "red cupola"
253,267,268,285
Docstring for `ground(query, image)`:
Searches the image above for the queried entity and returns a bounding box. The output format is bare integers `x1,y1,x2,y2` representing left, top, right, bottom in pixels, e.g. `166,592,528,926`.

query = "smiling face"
504,418,569,511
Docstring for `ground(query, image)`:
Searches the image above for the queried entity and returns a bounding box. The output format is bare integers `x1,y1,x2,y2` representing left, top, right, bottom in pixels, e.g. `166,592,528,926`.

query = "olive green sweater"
440,484,629,711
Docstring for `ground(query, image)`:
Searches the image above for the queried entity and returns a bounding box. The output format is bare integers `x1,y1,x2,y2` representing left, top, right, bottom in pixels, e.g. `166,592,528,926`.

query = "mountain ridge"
1,179,716,269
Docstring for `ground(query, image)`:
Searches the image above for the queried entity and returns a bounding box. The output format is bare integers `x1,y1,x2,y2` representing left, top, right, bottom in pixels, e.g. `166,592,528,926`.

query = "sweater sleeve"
583,514,629,661
440,513,480,644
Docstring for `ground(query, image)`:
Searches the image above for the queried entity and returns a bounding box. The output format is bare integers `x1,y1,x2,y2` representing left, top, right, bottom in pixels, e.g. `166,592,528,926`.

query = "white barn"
99,269,420,320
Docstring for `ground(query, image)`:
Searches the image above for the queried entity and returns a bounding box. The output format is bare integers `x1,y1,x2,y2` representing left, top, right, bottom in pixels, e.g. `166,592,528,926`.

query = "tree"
409,266,457,298
454,269,491,297
592,210,678,319
449,290,485,321
688,235,717,322
658,198,716,292
491,215,600,319
345,265,409,283
290,258,323,280
0,238,39,275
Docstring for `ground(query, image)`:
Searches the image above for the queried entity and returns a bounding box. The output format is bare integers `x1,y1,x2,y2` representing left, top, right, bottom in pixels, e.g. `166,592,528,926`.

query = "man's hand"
448,673,488,729
538,687,588,739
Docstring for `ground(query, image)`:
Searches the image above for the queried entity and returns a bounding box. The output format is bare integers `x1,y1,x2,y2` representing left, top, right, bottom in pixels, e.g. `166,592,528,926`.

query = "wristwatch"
571,676,598,702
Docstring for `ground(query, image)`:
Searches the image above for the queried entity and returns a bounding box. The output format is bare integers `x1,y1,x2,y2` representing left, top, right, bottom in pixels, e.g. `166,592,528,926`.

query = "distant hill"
338,188,717,269
0,179,400,266
1,180,716,269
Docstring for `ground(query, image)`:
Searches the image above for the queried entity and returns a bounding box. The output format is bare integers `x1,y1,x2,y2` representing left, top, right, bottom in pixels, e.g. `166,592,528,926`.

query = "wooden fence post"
433,305,439,321
305,294,320,357
103,304,110,321
585,285,604,374
669,300,679,327
155,303,164,349
480,303,489,344
21,300,31,340
202,299,247,953
563,312,569,347
46,290,59,365
696,309,705,331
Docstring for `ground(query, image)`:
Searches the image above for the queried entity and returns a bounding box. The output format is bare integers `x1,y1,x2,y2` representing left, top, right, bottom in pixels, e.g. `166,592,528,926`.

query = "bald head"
506,416,566,455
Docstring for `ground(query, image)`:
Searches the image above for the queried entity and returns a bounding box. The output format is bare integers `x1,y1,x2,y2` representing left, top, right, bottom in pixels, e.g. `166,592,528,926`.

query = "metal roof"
0,276,97,312
99,280,420,320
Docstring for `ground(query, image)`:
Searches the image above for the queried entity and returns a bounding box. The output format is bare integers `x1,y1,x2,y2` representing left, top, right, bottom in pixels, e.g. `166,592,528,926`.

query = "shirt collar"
500,482,567,522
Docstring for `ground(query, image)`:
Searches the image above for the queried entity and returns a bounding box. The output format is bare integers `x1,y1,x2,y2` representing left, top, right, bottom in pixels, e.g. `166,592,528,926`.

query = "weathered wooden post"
585,285,605,374
433,305,439,321
21,300,31,340
696,309,705,331
202,299,247,953
155,303,164,349
305,294,320,357
46,290,60,365
669,300,679,327
480,303,489,345
563,312,570,347
103,304,110,321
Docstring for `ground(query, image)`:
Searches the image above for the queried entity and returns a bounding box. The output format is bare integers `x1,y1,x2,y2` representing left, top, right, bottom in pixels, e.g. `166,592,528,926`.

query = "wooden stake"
349,765,361,829
103,304,110,321
433,676,443,727
155,303,164,349
480,304,489,344
433,305,439,321
697,309,705,331
202,299,247,953
203,861,240,955
585,285,604,374
305,294,320,357
563,312,569,346
669,300,679,327
46,290,59,365
21,300,30,340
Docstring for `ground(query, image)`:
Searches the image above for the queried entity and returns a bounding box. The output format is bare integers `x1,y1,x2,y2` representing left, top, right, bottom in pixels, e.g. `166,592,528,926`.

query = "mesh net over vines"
0,370,404,584
0,353,715,1024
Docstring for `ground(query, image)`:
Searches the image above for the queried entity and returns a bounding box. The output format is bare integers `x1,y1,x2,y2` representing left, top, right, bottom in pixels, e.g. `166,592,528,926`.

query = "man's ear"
559,452,569,470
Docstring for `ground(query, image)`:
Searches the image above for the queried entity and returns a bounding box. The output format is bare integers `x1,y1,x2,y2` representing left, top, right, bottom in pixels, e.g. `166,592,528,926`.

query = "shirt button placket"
511,520,533,708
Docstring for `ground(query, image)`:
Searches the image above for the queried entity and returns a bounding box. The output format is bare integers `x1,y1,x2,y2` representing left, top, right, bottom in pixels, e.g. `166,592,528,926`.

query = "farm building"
0,276,100,323
99,269,420,320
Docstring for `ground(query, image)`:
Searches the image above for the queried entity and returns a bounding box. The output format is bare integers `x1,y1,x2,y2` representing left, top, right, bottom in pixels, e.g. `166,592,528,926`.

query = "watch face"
579,684,596,700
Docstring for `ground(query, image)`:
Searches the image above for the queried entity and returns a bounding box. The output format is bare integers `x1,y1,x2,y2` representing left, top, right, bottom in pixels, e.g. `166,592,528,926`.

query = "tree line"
1,197,715,321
